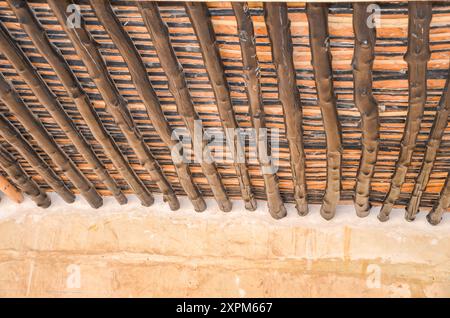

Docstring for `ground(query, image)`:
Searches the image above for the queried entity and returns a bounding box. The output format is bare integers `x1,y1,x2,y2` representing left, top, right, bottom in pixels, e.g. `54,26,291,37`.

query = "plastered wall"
0,195,449,297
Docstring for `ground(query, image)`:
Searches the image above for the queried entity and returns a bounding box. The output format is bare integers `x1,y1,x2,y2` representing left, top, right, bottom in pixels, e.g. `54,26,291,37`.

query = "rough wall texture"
0,195,449,297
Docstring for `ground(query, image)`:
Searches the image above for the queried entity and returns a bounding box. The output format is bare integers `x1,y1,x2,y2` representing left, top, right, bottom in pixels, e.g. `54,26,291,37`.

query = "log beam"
90,0,204,211
185,1,257,211
419,56,450,225
352,3,379,217
404,16,448,222
47,0,179,210
428,174,450,225
0,71,100,208
0,113,75,203
306,3,342,220
7,0,154,207
263,2,306,217
0,21,111,207
0,144,50,208
137,1,232,212
379,2,432,221
0,173,23,203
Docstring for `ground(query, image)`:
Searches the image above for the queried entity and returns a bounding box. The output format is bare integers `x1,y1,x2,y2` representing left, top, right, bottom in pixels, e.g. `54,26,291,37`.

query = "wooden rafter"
352,3,379,217
185,1,256,211
0,71,101,208
0,173,23,203
413,72,450,225
428,173,450,225
90,0,205,212
405,25,448,222
263,2,305,218
0,112,75,203
306,3,342,220
0,21,118,207
137,1,232,212
0,143,50,208
7,0,154,207
379,2,432,222
47,0,180,210
0,1,446,223
413,45,450,225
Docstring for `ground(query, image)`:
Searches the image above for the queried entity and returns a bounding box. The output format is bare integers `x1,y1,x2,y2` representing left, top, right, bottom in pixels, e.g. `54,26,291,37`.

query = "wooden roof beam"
0,21,114,207
379,2,432,222
414,68,450,225
185,1,256,211
306,3,342,220
352,3,379,217
405,20,448,222
0,71,100,208
403,16,450,225
0,143,50,208
7,0,153,207
47,0,179,210
137,1,232,212
90,0,205,212
263,2,305,218
0,173,23,203
0,113,75,203
428,174,450,225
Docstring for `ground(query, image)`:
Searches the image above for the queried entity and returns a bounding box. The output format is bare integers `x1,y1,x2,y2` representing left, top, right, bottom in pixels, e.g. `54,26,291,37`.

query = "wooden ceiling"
0,1,448,225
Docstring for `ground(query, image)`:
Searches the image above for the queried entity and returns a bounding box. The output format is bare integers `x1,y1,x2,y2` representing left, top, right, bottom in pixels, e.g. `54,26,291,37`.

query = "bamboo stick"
0,173,23,203
47,0,179,210
0,21,115,207
0,113,75,203
90,0,205,211
263,2,306,218
0,144,50,207
306,3,342,220
352,3,379,217
379,2,432,222
0,71,102,208
7,0,154,207
185,1,257,211
137,1,232,212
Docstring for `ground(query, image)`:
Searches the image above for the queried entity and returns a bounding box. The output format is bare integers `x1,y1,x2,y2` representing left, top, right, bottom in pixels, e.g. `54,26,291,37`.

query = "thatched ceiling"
0,1,448,224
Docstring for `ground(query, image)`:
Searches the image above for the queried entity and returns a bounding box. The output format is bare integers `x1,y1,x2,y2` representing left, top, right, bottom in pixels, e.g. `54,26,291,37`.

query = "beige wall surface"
0,194,449,298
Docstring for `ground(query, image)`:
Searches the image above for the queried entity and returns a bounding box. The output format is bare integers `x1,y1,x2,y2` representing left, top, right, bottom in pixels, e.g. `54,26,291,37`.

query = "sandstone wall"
0,195,449,297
